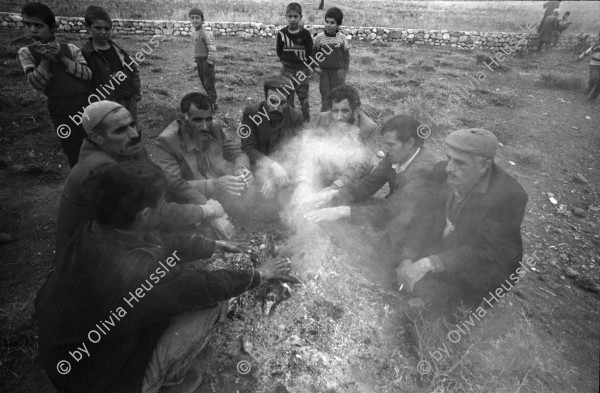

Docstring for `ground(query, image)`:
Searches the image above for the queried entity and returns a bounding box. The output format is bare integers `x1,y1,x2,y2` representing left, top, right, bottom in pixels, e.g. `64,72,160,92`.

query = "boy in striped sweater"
17,2,92,167
277,2,313,122
313,7,350,112
190,8,218,111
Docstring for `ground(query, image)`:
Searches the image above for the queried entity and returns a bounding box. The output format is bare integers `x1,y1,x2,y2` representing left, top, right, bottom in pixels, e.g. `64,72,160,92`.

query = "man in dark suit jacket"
398,128,528,311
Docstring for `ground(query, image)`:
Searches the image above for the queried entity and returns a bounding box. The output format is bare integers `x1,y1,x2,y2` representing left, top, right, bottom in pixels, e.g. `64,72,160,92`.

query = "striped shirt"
313,31,350,71
192,26,217,65
18,42,91,91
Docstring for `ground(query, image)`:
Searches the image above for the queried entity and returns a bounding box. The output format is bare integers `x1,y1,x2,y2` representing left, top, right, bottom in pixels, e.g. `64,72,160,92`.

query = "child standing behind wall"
277,2,313,123
190,8,218,111
313,7,350,112
17,2,92,167
81,6,141,126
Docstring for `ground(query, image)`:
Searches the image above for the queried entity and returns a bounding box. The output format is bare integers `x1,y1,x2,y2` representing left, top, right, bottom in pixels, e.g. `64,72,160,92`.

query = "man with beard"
55,101,228,262
397,129,528,312
240,76,304,198
156,92,253,222
293,84,378,204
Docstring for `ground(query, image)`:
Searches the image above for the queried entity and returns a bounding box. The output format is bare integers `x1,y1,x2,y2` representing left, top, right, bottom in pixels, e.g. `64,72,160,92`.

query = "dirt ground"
0,28,599,393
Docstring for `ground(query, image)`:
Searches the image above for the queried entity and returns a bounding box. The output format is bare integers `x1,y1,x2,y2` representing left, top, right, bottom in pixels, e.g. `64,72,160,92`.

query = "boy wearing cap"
240,76,304,198
190,8,218,111
398,128,528,312
277,2,313,122
313,7,350,112
81,6,141,125
17,2,92,167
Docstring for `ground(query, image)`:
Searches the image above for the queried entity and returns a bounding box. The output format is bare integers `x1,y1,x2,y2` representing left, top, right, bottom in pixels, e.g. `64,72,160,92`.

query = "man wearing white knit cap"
55,101,229,262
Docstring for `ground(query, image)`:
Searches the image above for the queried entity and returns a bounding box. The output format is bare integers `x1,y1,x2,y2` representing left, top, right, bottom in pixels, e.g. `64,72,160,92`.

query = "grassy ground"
1,0,599,33
1,21,599,393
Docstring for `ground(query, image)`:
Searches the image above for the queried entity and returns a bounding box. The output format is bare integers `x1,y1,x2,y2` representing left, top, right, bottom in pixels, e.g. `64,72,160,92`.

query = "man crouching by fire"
397,128,528,313
35,160,293,393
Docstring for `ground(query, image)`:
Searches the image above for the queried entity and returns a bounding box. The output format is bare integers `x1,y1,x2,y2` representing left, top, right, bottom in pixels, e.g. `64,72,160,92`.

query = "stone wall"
1,12,593,52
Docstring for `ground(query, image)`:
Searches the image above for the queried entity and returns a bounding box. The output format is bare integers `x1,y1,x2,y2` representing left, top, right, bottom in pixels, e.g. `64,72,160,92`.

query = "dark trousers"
196,57,217,105
47,94,89,168
319,68,346,112
538,40,551,52
586,64,600,99
413,272,487,314
281,65,311,122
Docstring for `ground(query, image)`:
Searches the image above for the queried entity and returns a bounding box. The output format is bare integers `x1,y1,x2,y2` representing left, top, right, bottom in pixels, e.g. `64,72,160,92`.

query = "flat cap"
81,101,124,134
445,128,498,159
264,76,294,91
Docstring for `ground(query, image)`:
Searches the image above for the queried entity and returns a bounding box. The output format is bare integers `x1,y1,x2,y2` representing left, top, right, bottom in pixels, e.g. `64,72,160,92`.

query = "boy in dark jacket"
276,2,313,122
81,6,141,125
17,2,92,167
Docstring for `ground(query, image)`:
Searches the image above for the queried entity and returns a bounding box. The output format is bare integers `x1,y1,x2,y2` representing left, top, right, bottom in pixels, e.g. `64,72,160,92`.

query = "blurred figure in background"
552,11,572,47
537,0,561,33
538,9,559,52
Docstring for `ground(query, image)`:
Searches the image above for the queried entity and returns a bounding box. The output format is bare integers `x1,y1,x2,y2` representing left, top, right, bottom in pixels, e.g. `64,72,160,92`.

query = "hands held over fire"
304,206,350,223
397,257,433,292
234,165,254,187
210,216,235,240
257,257,294,282
201,199,224,218
215,240,251,254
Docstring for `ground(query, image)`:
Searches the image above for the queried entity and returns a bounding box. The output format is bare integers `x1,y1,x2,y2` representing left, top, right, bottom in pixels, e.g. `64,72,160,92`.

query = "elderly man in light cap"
397,128,528,312
240,76,304,198
55,101,227,262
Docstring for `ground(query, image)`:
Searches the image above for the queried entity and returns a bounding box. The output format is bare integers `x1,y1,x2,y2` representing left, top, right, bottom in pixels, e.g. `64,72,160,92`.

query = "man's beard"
269,110,283,121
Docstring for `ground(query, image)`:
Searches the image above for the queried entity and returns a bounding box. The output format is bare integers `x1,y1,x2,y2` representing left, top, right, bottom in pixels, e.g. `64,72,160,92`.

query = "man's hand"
260,179,276,199
216,175,246,197
291,182,314,205
234,166,254,186
210,217,235,240
396,259,413,291
304,206,350,223
270,161,290,186
215,240,250,254
401,258,433,292
257,257,292,281
202,199,224,218
308,188,340,208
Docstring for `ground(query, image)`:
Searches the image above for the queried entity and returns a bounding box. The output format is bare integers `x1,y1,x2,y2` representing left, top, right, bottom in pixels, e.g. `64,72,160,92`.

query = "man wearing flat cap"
55,101,228,261
240,76,304,198
397,128,528,311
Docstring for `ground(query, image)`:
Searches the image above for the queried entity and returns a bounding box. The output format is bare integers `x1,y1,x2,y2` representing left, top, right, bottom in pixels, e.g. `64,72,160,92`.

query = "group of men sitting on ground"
36,77,528,393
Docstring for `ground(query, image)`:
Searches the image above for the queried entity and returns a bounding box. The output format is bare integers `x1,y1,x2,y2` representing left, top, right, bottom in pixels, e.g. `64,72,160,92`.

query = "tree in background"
319,0,324,10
